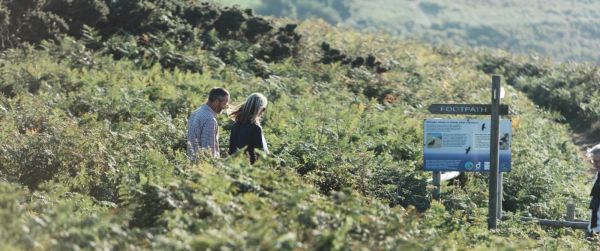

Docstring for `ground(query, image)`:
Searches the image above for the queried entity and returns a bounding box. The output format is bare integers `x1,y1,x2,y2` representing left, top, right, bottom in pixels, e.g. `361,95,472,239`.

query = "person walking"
228,93,269,164
588,144,600,234
187,87,229,160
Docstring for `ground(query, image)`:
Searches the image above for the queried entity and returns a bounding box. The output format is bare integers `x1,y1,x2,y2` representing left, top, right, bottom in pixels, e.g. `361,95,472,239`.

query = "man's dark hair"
208,87,229,102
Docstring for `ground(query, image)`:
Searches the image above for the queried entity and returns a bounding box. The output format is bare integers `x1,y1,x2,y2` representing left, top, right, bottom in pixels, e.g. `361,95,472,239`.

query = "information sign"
423,119,512,172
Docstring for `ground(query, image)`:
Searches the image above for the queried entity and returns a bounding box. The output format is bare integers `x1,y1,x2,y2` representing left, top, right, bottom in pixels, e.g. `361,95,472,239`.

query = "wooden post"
488,75,501,229
497,172,503,219
566,202,575,221
433,171,441,200
520,217,588,229
501,215,589,229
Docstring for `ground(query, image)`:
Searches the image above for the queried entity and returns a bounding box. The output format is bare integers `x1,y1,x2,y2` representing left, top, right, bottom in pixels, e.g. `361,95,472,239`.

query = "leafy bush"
478,52,600,135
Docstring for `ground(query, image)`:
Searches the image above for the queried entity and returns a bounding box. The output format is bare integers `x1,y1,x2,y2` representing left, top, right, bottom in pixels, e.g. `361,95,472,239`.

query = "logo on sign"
465,161,474,170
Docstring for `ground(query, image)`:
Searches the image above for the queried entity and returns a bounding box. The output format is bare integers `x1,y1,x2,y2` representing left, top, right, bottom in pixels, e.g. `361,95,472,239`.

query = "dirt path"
574,133,596,151
572,124,600,153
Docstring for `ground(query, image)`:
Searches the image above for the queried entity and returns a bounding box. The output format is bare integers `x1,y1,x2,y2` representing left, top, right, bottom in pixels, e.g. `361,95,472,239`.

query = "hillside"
0,1,599,250
229,0,600,64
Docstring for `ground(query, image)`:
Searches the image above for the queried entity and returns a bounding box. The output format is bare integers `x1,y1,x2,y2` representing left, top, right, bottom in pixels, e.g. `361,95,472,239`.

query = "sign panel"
428,104,509,115
423,119,512,172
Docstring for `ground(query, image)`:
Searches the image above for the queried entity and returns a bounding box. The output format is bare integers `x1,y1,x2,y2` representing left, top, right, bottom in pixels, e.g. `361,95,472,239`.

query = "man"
588,144,600,234
187,87,229,159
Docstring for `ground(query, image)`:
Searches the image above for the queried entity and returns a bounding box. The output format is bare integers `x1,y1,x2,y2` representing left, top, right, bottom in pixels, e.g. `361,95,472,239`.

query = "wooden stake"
488,75,501,230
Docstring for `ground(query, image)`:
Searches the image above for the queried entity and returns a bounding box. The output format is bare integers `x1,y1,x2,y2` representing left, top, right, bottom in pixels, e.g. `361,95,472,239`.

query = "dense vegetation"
477,51,600,138
228,0,600,64
0,0,599,249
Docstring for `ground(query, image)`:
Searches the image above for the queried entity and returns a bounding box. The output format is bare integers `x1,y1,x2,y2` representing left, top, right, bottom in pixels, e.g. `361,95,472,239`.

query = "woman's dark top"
591,173,600,230
228,123,264,164
592,173,600,197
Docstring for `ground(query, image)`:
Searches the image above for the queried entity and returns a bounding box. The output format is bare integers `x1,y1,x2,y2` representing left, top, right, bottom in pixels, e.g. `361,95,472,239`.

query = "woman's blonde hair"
229,93,268,125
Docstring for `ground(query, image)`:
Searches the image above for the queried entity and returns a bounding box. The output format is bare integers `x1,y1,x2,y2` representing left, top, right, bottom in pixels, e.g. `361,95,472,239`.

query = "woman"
588,144,600,234
228,93,269,164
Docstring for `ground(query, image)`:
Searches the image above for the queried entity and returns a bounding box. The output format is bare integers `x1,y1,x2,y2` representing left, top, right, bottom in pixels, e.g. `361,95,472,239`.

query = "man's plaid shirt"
187,104,219,158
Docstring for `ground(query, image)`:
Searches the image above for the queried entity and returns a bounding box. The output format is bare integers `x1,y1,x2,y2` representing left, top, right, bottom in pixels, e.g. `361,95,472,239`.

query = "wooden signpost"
489,75,501,229
426,75,506,230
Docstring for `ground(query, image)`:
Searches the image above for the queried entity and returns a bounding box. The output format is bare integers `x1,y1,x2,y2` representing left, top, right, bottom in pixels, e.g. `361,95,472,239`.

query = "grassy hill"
230,0,600,64
0,1,599,250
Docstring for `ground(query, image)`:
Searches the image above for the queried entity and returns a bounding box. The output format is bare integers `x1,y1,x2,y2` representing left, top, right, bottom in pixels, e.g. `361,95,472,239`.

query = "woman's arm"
249,125,264,164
